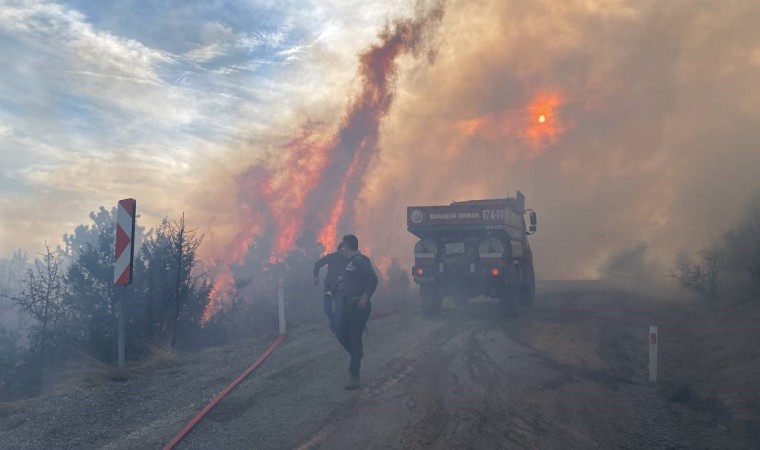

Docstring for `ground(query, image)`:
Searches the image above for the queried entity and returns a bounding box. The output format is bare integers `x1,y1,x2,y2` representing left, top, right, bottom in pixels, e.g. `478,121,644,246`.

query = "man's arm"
314,254,332,285
313,254,330,278
361,256,379,299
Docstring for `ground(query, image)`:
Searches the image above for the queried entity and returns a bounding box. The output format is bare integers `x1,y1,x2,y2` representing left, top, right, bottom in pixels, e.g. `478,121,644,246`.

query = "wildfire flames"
205,268,234,323
202,5,445,321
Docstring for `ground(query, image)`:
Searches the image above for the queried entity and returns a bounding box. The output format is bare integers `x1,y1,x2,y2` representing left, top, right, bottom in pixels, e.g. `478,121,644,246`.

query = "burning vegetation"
205,3,445,318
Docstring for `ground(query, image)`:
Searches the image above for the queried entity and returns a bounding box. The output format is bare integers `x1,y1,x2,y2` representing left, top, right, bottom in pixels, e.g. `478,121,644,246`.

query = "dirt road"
0,282,751,449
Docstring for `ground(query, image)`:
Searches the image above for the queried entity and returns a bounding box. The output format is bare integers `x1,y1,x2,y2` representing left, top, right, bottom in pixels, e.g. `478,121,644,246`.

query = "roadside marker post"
114,198,136,369
278,279,286,335
649,325,658,384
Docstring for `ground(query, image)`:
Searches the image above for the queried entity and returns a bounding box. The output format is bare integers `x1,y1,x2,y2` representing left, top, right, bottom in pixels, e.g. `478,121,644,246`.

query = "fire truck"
407,192,537,316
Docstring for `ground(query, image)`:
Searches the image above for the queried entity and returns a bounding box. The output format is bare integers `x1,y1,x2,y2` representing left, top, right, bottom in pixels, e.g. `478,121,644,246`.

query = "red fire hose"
163,334,286,450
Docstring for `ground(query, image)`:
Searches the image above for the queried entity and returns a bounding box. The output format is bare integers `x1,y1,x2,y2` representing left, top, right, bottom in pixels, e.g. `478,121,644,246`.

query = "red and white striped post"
115,198,136,368
114,198,136,285
649,325,658,384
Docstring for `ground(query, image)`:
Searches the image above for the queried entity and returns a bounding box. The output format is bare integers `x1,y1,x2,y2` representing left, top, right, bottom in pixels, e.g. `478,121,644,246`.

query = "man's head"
341,234,359,257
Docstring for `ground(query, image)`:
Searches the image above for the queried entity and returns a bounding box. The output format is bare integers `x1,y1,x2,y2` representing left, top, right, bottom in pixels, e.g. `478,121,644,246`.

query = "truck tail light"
491,267,500,276
416,267,424,276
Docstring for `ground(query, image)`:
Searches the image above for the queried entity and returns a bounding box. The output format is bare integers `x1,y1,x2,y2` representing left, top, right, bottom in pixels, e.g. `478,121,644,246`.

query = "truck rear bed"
407,195,525,240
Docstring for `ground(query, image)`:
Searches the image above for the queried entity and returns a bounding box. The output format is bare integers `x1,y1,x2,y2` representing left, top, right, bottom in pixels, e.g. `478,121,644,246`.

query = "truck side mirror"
529,211,537,233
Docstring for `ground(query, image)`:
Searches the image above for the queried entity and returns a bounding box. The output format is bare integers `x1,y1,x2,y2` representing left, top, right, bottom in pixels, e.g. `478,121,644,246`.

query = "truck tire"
499,287,519,317
519,278,535,307
420,286,442,316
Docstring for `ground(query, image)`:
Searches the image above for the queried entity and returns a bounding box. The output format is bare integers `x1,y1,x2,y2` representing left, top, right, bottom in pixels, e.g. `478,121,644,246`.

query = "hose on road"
163,334,286,450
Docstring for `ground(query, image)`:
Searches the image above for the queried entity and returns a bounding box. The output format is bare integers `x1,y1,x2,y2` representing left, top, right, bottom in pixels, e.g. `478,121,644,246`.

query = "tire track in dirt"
293,286,738,449
292,318,486,449
293,355,418,450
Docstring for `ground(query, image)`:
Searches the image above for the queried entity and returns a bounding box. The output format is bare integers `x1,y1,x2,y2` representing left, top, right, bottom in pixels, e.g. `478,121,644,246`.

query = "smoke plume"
203,0,760,318
356,0,760,279
203,3,445,317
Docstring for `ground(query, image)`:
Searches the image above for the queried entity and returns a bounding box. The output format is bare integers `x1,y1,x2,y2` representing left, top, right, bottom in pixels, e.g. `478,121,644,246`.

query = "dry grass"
0,399,29,418
38,344,180,399
657,289,760,443
540,279,760,433
132,343,179,371
42,353,130,397
0,345,182,420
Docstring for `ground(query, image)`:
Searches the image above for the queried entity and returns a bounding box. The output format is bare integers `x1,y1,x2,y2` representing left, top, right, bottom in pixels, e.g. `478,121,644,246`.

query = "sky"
2,0,760,281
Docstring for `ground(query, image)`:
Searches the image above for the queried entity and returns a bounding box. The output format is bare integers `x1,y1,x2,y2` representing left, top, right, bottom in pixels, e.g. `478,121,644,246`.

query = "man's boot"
345,374,360,390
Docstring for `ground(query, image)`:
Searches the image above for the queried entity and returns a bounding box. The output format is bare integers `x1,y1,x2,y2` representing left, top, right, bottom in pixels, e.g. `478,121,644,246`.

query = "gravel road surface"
0,282,749,449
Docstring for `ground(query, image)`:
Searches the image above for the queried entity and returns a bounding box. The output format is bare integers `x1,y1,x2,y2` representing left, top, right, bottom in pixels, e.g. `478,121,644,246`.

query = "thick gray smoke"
356,0,760,278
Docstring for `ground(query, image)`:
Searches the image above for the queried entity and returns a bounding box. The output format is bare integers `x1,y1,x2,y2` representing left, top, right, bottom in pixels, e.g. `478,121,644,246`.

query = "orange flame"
376,255,392,279
317,193,345,254
317,148,363,252
266,132,334,260
203,268,234,323
204,8,444,320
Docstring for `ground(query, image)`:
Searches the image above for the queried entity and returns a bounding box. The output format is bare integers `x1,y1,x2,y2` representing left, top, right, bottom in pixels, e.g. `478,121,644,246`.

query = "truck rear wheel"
519,278,535,307
499,287,519,317
420,286,442,316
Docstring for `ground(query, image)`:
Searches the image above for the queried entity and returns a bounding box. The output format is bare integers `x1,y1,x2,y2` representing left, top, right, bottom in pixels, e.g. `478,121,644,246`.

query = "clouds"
183,21,288,67
0,0,185,147
0,0,414,256
0,1,172,84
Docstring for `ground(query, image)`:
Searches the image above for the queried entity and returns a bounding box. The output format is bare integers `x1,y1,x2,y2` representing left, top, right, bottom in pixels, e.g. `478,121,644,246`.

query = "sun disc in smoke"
521,91,565,152
454,90,566,154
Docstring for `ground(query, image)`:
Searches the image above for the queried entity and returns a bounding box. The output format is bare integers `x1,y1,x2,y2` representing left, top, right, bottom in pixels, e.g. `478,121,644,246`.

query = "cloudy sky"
0,0,412,254
2,0,760,280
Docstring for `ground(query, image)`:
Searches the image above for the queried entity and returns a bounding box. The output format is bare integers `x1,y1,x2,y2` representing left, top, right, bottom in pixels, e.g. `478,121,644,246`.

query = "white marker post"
649,325,658,384
278,279,286,335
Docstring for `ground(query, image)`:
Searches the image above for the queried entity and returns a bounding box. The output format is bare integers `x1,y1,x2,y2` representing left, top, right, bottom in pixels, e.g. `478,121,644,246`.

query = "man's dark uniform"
313,250,348,332
336,252,378,386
